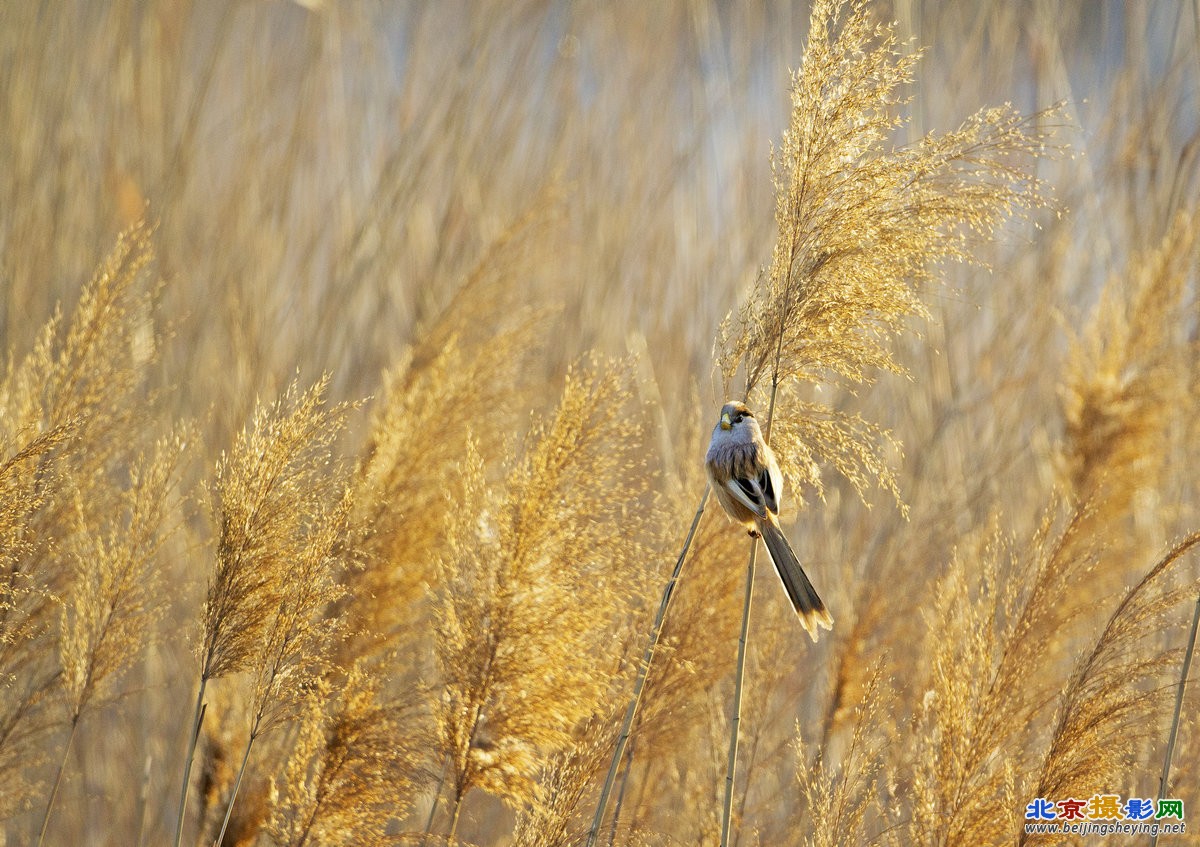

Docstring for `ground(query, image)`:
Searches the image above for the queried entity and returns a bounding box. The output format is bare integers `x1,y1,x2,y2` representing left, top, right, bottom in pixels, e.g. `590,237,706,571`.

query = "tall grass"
1,1,1199,845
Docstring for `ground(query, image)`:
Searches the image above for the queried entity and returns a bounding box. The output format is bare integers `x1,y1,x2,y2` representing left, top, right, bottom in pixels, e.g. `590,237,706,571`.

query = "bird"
705,401,833,642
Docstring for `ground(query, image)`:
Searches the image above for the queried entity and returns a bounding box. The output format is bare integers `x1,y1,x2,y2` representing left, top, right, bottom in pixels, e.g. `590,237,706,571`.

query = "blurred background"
4,0,1193,436
2,1,1199,844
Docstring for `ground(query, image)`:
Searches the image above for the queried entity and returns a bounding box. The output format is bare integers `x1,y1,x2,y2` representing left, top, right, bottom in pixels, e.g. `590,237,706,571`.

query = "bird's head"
718,401,755,431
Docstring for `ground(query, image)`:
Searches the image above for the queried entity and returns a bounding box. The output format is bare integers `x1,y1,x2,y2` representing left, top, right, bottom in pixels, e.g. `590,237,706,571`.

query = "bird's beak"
720,412,732,430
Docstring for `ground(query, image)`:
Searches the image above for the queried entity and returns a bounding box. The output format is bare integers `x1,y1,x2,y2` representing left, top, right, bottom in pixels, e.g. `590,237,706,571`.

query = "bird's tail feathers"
757,516,833,642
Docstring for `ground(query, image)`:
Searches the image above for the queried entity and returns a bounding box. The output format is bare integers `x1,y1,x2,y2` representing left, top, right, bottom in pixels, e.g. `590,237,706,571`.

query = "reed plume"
902,205,1200,845
1023,532,1200,845
712,1,1056,842
797,667,892,847
0,223,159,823
510,717,621,847
0,424,75,819
719,0,1056,457
344,204,557,659
39,431,187,844
431,357,659,836
908,518,1060,845
906,220,1200,833
266,660,421,846
348,319,544,656
176,377,353,847
210,482,354,847
1060,210,1199,548
57,434,183,721
984,212,1200,847
202,378,348,679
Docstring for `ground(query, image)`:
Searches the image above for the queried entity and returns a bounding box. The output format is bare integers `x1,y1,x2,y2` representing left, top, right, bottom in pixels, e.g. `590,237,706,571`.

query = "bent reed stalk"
1151,591,1200,847
172,681,207,847
720,544,758,846
587,486,710,846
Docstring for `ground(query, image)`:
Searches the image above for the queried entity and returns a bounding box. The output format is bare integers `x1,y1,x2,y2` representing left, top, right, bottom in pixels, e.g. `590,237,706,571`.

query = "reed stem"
586,486,710,846
720,544,758,846
421,759,449,843
35,712,79,847
174,676,209,847
214,729,257,847
1150,593,1200,847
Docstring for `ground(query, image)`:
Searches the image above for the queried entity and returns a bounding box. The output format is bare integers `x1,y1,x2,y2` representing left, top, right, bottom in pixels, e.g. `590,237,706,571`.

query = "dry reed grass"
1,1,1199,845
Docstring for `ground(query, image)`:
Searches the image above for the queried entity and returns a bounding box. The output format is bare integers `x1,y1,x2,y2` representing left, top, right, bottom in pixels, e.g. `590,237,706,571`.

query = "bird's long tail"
757,516,833,642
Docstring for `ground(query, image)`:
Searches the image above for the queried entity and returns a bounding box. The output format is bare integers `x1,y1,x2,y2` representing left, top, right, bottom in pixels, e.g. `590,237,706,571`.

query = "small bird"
705,401,833,642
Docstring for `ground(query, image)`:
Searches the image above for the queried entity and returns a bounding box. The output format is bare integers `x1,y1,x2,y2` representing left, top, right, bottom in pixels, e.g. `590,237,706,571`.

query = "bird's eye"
733,414,744,423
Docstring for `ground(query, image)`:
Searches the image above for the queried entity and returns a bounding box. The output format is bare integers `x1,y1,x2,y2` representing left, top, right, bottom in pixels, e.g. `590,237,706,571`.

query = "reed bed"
1,1,1199,845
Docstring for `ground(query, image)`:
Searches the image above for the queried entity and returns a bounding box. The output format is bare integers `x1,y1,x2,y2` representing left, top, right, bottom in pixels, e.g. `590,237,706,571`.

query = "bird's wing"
724,475,768,519
760,463,781,516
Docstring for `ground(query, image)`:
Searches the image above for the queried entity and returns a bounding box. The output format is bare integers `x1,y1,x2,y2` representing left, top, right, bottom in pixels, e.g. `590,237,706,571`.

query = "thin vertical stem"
214,729,257,847
36,712,80,847
733,722,764,847
174,675,209,847
721,310,787,844
606,730,637,847
720,545,758,846
585,486,710,846
421,759,449,843
446,791,465,841
136,754,153,847
1150,593,1200,847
